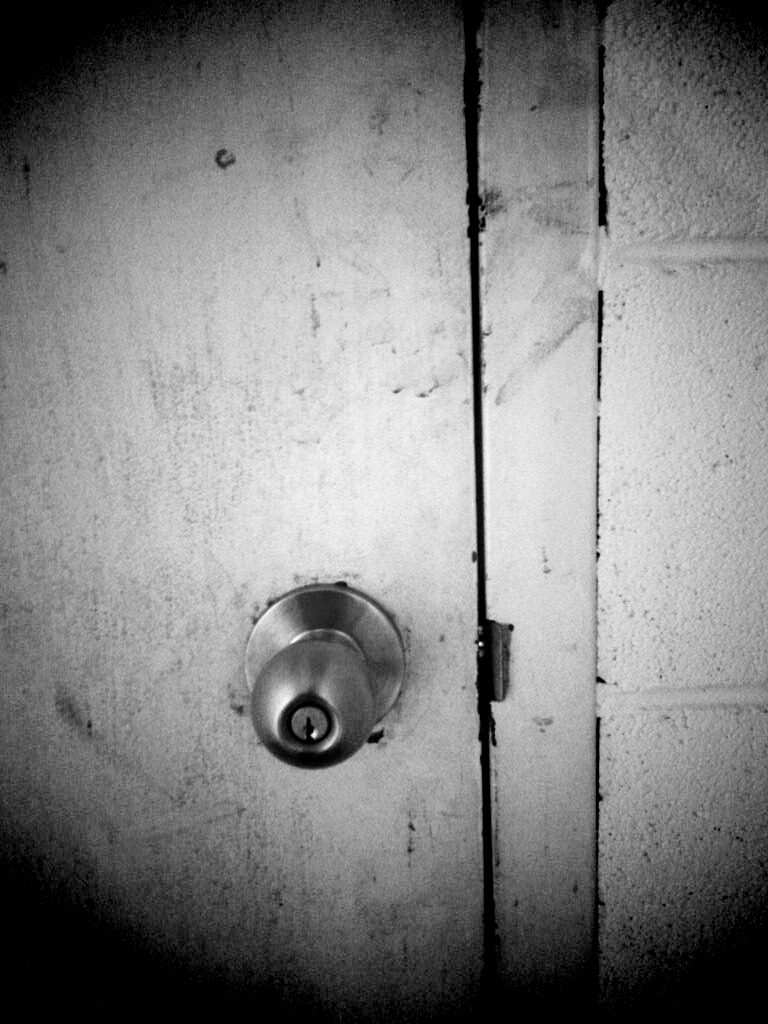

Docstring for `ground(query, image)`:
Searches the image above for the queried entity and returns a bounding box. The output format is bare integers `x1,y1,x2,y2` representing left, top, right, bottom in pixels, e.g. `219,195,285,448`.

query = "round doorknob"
245,584,405,768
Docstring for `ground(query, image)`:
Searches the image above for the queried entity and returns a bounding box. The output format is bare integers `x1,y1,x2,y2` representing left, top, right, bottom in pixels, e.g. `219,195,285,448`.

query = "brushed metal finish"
246,584,405,767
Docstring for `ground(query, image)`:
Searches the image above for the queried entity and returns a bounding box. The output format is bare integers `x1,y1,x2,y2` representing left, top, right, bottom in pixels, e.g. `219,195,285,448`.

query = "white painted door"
0,2,482,1019
0,1,598,1018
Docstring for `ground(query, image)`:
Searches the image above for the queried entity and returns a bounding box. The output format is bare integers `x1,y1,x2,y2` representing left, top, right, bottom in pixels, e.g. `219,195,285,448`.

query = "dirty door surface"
0,2,482,1019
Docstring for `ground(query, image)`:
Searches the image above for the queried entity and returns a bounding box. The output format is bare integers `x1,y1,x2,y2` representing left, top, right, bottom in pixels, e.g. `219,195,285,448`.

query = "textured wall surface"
599,260,768,691
604,0,768,242
600,706,768,1013
599,0,768,1014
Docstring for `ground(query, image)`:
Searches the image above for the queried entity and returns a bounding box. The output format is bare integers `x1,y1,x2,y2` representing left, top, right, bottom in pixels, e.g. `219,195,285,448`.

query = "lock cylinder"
245,584,405,768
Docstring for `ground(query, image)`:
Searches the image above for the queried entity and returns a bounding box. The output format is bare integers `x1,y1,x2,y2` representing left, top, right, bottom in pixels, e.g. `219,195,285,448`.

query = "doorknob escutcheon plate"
245,584,405,767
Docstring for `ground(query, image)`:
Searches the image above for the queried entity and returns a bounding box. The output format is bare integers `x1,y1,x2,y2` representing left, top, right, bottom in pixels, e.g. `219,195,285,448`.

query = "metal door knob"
245,584,405,768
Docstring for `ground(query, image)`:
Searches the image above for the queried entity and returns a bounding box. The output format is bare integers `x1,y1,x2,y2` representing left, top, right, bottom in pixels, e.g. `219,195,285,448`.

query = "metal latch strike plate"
477,620,513,702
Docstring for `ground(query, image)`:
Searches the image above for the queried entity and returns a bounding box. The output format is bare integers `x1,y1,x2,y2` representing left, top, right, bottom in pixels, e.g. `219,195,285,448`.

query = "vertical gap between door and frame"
462,0,498,998
594,0,609,993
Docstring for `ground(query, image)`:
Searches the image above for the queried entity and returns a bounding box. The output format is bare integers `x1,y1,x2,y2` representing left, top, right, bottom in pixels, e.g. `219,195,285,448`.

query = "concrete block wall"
598,0,768,1015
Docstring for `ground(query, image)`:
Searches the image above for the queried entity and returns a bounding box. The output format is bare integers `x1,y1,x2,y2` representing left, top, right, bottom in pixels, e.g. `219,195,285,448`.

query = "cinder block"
598,261,768,690
599,705,768,1015
605,0,768,241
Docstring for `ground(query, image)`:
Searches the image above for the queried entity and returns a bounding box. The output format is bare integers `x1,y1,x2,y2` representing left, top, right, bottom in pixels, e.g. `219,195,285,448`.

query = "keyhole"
289,704,331,744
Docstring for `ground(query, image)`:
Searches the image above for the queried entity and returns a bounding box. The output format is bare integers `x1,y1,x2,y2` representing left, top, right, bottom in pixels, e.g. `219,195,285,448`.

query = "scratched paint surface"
0,2,481,1018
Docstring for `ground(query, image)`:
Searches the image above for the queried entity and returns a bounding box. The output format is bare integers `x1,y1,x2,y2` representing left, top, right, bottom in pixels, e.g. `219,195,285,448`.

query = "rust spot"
367,728,384,744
